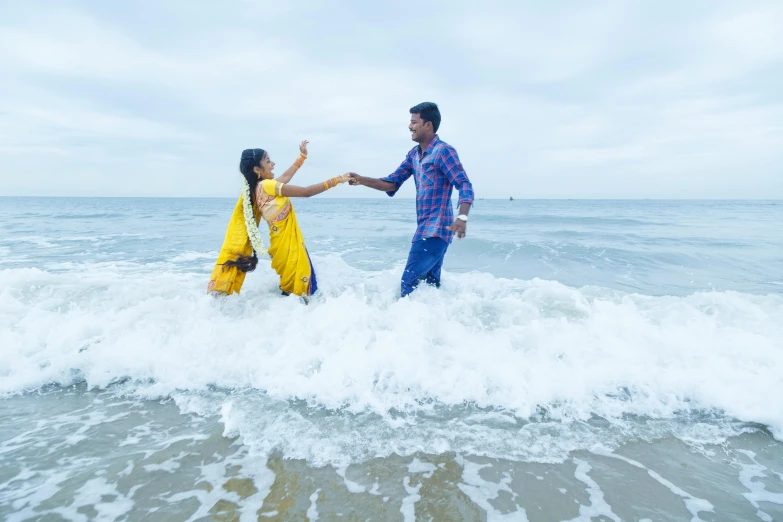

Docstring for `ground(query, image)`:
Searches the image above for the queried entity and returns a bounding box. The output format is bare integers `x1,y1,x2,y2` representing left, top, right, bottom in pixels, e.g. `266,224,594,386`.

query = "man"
349,102,475,297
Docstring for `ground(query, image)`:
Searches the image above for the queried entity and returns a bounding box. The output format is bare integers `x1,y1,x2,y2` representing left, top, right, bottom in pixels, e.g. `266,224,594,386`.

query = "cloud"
0,1,781,198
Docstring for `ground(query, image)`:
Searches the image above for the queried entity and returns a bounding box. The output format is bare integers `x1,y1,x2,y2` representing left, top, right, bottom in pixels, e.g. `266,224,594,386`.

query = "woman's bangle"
322,176,341,190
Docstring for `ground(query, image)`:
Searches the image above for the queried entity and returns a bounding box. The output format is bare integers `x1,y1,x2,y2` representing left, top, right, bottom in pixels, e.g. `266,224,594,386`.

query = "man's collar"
418,134,440,155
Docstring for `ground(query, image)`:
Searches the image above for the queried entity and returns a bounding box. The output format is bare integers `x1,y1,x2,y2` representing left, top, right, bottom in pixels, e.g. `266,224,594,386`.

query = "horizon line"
0,195,781,201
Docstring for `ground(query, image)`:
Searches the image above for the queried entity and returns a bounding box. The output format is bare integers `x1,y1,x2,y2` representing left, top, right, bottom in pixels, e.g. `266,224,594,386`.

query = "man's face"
409,113,431,143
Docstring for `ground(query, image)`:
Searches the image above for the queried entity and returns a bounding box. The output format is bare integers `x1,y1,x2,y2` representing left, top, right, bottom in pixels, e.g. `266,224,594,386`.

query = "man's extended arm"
349,176,398,192
348,153,413,195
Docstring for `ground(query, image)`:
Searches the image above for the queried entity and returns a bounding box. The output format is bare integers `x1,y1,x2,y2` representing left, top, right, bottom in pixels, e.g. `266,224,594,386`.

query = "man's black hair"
410,102,441,133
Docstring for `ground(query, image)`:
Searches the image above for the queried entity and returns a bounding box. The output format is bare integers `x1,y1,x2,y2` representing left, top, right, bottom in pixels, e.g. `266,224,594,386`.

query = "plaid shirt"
381,135,474,243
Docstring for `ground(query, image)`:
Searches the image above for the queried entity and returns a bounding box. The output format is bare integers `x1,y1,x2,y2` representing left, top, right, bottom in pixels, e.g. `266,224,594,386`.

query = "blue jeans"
401,237,449,297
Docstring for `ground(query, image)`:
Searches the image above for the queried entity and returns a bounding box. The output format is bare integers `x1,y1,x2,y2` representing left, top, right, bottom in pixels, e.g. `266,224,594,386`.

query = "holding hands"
339,173,357,184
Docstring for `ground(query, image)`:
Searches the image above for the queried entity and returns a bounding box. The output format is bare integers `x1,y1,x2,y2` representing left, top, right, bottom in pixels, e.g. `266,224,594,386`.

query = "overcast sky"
1,0,781,198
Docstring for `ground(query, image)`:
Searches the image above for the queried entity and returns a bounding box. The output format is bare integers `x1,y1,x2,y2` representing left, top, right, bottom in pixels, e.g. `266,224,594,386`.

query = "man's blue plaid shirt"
381,135,474,243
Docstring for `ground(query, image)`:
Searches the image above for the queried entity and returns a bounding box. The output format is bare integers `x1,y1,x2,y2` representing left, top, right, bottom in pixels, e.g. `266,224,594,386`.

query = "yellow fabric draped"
207,180,313,297
206,194,261,295
260,179,313,296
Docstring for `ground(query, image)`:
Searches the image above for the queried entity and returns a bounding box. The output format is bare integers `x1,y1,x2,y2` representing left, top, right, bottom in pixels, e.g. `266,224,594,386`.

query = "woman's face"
255,153,275,179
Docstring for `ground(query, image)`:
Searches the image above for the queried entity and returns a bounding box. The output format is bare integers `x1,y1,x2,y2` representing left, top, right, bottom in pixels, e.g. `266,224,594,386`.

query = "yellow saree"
207,179,316,297
257,179,315,296
206,195,261,295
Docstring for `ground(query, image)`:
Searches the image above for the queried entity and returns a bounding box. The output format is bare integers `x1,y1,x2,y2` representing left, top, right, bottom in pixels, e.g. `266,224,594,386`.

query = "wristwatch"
456,214,468,222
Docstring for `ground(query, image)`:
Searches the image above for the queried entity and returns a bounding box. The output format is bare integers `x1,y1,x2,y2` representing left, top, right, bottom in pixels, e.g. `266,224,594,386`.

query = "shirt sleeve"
438,146,474,206
380,151,414,197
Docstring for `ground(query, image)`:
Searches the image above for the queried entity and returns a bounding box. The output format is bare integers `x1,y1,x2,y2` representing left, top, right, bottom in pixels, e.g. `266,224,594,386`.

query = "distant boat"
509,197,514,201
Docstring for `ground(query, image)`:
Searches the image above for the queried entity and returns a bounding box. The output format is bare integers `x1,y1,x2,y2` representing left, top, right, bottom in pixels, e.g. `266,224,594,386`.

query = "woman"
207,141,349,299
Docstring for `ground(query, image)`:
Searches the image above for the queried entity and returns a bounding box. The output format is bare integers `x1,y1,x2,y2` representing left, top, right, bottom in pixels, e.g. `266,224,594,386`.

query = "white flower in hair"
242,179,266,256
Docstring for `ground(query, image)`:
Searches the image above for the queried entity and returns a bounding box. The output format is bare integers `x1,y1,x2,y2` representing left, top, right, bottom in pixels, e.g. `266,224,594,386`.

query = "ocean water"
1,196,782,521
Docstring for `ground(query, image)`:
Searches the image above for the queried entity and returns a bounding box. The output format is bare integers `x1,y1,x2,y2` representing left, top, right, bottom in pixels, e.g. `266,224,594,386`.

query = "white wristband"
456,214,468,222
